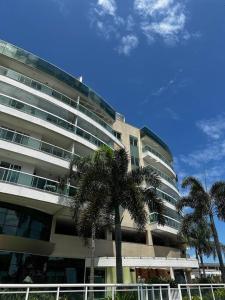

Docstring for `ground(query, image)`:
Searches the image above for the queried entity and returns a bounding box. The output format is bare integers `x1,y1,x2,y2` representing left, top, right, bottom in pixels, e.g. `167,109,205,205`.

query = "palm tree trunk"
195,249,202,279
90,224,96,284
89,225,96,300
115,205,123,283
199,250,206,278
209,213,225,282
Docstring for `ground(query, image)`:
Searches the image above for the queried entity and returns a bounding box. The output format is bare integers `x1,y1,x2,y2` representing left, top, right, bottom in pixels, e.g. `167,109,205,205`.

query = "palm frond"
144,188,165,226
182,176,205,192
210,181,225,221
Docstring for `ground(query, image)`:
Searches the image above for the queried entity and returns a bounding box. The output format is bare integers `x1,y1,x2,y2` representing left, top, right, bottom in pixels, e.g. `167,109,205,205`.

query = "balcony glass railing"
0,94,112,148
0,166,76,197
146,165,177,188
0,66,115,135
156,189,178,206
149,213,180,230
0,40,116,120
143,145,173,170
0,127,78,161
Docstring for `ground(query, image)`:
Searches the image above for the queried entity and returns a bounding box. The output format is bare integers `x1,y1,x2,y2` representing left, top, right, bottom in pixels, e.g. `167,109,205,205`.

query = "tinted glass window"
0,201,52,241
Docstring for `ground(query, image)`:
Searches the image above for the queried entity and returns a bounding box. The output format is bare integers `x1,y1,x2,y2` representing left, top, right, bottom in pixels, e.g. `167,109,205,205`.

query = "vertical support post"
198,285,203,300
140,285,144,300
84,286,88,300
145,286,149,300
211,285,216,300
152,286,155,300
168,284,171,300
138,286,140,300
178,284,183,300
170,268,175,280
159,286,163,300
56,286,60,300
25,287,30,300
187,285,192,300
112,286,115,300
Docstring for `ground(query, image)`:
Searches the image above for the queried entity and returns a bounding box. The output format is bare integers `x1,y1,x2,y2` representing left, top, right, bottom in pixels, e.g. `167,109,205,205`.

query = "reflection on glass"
0,94,111,148
0,202,52,240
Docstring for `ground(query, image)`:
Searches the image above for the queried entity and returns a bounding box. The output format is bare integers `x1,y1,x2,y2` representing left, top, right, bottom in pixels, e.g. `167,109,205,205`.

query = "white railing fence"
0,283,224,300
177,283,225,300
0,284,170,300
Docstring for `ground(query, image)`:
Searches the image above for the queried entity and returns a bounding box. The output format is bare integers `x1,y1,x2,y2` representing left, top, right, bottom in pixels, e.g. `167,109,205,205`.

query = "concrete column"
50,215,57,242
106,230,112,240
146,230,153,245
170,267,175,280
184,269,192,283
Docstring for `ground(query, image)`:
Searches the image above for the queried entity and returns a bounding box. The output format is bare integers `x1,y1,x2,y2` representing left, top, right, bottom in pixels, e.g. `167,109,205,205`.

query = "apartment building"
0,40,198,284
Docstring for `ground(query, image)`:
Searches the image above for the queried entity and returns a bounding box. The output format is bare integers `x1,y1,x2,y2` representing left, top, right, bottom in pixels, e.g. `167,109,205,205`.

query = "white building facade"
0,40,198,284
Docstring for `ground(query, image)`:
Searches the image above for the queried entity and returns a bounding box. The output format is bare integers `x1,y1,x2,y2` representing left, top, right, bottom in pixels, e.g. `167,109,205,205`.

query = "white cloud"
152,69,183,96
134,0,173,16
176,114,225,190
135,0,186,44
118,35,139,55
96,0,117,16
179,140,225,168
197,114,225,140
90,0,196,55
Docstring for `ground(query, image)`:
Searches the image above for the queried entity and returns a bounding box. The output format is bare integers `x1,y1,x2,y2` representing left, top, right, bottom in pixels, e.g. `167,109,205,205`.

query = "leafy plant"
147,276,178,287
70,146,165,283
177,177,225,282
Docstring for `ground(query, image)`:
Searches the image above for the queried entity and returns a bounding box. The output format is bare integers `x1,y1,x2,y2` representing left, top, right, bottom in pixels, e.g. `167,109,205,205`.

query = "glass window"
114,131,121,140
0,201,52,241
130,136,138,146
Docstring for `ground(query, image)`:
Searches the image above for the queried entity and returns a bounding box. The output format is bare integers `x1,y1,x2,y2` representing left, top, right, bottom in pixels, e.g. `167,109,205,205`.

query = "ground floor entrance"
0,251,190,284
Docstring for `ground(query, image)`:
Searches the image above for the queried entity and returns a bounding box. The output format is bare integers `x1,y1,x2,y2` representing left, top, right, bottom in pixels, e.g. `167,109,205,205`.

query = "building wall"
0,40,196,284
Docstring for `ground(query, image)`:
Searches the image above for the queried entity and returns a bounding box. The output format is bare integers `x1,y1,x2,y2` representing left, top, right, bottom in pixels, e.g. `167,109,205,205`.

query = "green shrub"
214,288,225,300
147,276,178,287
104,291,137,300
183,296,201,300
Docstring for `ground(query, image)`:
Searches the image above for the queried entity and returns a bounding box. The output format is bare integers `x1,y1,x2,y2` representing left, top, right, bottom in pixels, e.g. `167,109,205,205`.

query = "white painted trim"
0,75,124,148
0,103,98,152
142,150,176,177
0,139,69,169
85,257,199,268
0,181,70,206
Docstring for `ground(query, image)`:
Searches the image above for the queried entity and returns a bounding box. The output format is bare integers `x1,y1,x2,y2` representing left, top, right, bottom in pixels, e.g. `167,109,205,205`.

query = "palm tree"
178,216,216,278
177,177,225,282
70,153,113,285
70,147,165,283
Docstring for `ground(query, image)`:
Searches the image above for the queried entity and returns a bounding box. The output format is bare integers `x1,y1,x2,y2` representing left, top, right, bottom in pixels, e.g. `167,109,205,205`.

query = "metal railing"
156,189,178,206
0,127,77,161
178,283,225,300
149,212,181,230
143,145,174,170
0,284,171,300
0,166,76,197
0,93,112,148
0,283,224,299
146,165,177,188
0,65,115,135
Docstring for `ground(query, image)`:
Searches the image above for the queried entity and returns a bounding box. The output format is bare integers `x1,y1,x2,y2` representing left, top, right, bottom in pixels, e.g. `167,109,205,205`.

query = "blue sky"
1,0,225,260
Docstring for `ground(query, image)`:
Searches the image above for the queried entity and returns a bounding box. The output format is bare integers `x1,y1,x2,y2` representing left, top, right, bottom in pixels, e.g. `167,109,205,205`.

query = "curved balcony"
0,166,76,197
0,65,115,135
0,40,116,121
156,189,178,207
0,94,112,149
146,165,178,191
149,213,180,231
142,145,175,176
0,127,78,162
